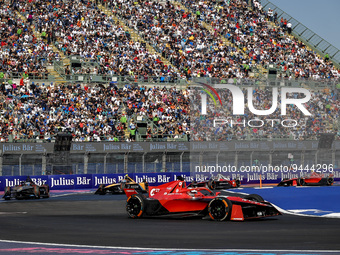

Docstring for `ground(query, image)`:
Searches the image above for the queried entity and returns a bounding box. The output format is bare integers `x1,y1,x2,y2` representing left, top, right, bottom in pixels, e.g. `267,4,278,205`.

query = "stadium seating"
0,0,338,142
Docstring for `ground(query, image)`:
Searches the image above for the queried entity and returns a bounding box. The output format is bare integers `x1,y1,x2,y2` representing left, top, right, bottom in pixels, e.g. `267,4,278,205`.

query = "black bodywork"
3,177,50,200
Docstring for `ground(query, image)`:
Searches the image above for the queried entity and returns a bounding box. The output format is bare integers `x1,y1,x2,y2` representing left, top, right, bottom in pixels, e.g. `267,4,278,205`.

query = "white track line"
0,239,339,253
224,189,340,219
51,191,94,198
272,204,340,218
0,212,27,215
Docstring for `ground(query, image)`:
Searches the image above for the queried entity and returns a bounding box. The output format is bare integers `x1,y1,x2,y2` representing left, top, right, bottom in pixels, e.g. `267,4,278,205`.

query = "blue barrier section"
240,186,340,217
0,173,185,190
0,170,339,191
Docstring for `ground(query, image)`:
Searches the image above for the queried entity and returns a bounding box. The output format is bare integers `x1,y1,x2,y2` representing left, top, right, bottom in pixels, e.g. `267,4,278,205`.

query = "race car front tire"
208,180,216,190
95,184,106,195
34,186,40,199
327,177,334,186
244,194,264,202
297,178,305,186
208,197,232,221
126,194,145,219
4,187,11,200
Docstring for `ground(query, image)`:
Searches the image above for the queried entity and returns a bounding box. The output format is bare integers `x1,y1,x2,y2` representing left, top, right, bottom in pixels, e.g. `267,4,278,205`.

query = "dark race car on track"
3,177,50,200
124,178,281,221
278,172,334,187
188,174,241,190
95,174,148,195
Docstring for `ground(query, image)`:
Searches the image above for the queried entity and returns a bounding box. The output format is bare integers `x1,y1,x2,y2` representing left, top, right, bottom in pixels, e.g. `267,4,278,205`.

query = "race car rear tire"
44,190,50,198
44,185,50,193
34,186,40,199
126,194,145,219
244,194,264,202
4,187,11,200
43,188,50,198
208,197,232,221
40,185,50,198
327,177,334,186
297,178,305,186
208,180,216,190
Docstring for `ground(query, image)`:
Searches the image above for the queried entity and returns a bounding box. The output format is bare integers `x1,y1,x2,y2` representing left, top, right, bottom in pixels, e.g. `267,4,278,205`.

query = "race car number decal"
150,188,160,196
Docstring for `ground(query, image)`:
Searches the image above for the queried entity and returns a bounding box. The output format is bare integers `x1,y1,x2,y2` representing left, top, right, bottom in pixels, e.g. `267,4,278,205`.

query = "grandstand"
0,0,339,177
0,0,338,144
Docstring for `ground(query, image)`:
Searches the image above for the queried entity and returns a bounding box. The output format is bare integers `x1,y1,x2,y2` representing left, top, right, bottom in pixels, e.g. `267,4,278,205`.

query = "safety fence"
0,146,338,178
53,60,186,86
1,169,339,191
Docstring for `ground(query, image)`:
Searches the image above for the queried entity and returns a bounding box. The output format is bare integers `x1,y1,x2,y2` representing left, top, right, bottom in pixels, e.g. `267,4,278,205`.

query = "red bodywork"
125,180,281,221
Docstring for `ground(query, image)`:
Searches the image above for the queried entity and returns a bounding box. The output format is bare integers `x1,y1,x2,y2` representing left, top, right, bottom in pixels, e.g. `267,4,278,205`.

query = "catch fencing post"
84,152,89,174
42,150,46,175
180,152,184,172
124,152,128,173
162,152,166,172
19,154,23,176
142,152,146,173
104,153,108,174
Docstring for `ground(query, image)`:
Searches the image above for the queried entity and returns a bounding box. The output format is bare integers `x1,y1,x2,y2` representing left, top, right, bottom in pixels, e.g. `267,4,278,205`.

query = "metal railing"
3,134,126,143
1,133,190,143
259,0,340,70
53,61,186,86
191,76,339,89
136,134,189,142
0,149,338,176
0,72,56,83
2,133,339,143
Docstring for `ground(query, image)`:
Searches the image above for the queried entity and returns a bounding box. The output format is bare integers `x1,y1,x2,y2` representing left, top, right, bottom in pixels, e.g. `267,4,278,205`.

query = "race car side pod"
230,204,245,221
124,188,139,198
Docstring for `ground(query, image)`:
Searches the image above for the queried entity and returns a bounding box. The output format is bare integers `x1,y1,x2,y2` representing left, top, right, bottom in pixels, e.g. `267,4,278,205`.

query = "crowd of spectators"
98,0,339,80
8,0,340,81
0,82,190,142
0,5,56,81
190,87,339,141
176,0,340,80
0,81,338,142
0,0,338,142
15,0,178,79
108,0,255,80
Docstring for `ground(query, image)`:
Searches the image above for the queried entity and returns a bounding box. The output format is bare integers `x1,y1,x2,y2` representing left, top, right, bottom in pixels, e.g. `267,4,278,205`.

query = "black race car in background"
3,177,50,200
188,174,241,190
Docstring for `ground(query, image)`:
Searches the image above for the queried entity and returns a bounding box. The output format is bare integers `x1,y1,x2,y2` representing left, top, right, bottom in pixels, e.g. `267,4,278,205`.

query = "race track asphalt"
0,192,340,251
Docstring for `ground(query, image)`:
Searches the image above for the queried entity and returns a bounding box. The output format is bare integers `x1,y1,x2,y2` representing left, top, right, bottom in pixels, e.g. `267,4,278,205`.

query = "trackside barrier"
0,170,339,191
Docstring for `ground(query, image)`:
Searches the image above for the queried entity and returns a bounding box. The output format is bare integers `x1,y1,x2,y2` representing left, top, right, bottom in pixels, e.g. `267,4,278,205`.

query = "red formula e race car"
188,174,241,190
124,178,280,221
278,172,334,187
